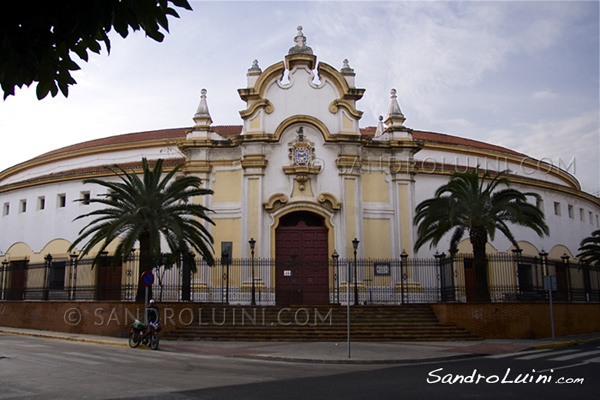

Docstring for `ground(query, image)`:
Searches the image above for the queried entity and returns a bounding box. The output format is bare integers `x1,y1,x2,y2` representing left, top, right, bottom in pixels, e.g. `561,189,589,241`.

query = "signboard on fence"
374,262,391,276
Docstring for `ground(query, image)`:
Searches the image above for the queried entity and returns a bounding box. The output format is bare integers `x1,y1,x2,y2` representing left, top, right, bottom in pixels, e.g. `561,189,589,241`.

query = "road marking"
515,349,578,360
14,343,49,348
486,348,552,359
539,362,589,373
36,352,102,365
549,349,600,361
65,350,159,364
14,354,64,367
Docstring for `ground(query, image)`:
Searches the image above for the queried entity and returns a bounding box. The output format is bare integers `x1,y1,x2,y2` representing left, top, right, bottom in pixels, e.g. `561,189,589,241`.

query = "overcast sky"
1,1,598,195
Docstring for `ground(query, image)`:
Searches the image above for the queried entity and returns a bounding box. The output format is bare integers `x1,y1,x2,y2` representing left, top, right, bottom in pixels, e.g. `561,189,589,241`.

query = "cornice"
420,142,581,191
0,138,181,186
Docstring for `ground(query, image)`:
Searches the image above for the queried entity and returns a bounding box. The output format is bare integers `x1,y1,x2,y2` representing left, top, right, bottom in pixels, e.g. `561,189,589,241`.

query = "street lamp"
44,253,52,300
539,249,548,275
352,238,359,305
249,238,256,306
69,251,78,300
400,250,408,304
332,250,339,304
1,258,8,301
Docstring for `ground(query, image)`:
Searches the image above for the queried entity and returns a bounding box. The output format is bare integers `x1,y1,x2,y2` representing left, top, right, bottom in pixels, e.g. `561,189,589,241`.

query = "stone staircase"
162,304,479,342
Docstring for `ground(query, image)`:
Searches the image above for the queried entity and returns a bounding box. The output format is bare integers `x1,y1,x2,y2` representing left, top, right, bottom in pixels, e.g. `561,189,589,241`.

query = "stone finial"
341,59,354,74
373,115,390,141
288,25,313,55
385,88,406,126
193,88,213,127
248,59,262,74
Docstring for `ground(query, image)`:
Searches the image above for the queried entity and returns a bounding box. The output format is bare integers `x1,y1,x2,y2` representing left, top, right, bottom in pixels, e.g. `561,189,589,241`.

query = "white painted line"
487,348,552,359
516,349,578,360
550,350,600,361
37,352,102,365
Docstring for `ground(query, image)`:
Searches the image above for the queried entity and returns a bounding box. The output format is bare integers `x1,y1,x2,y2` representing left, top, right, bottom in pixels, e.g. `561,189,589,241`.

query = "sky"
1,0,599,195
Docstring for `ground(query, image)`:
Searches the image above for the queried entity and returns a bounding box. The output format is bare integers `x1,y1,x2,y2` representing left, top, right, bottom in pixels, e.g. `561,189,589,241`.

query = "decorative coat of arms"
289,127,315,167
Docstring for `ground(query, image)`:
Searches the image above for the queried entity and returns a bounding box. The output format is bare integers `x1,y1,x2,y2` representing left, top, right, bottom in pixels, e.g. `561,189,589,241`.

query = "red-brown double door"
275,220,329,305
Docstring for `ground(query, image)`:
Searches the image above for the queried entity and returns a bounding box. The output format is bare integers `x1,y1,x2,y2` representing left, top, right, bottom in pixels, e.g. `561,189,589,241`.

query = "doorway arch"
275,211,330,305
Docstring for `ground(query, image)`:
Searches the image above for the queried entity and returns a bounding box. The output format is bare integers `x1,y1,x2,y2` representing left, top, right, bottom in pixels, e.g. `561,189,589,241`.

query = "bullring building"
1,28,599,305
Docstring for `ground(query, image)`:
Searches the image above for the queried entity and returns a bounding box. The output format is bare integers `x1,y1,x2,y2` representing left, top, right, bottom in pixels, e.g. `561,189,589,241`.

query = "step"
162,304,479,342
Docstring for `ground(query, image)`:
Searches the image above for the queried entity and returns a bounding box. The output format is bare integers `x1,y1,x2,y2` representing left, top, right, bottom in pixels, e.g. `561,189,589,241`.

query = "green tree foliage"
1,0,192,99
69,158,214,301
414,168,549,302
577,229,600,266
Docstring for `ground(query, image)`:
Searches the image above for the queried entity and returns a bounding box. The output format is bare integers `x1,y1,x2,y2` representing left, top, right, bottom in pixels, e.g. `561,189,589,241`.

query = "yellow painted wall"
398,184,412,255
247,178,259,252
344,178,357,249
212,218,242,259
213,170,242,203
363,218,391,259
362,171,388,203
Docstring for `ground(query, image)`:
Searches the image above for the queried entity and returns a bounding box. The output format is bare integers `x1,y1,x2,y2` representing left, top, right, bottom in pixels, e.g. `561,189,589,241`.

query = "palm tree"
413,168,549,302
69,158,215,301
577,229,600,266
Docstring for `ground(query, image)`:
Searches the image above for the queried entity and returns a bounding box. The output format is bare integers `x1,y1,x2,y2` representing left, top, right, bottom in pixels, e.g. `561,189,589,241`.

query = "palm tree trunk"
470,226,491,302
136,232,153,302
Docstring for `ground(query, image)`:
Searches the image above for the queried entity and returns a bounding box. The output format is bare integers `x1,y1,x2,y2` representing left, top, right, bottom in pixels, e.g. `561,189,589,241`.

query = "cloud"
532,90,559,100
0,1,597,195
502,110,600,194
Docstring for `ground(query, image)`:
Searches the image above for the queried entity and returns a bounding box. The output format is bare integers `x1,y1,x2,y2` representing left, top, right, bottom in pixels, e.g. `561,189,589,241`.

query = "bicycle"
129,319,160,350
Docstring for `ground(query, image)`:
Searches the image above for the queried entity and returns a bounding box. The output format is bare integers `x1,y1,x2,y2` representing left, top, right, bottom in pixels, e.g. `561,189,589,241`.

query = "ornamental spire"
384,88,406,127
193,88,213,127
288,25,313,55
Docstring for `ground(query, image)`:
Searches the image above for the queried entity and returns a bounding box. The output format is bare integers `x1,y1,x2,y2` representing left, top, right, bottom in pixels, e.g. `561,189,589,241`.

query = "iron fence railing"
0,253,598,304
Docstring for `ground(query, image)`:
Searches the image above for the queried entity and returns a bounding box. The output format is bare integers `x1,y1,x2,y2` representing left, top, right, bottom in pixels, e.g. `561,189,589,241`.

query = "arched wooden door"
275,212,329,305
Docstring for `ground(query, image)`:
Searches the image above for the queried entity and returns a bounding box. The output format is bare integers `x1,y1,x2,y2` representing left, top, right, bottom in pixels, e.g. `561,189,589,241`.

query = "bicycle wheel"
149,332,159,350
128,330,141,348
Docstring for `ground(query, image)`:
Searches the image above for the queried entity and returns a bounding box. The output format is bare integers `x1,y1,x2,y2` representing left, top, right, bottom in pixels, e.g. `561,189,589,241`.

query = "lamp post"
434,251,446,301
69,251,78,300
539,249,548,275
400,249,408,304
539,249,555,339
332,250,339,304
352,238,359,306
1,258,8,301
561,252,571,301
44,253,52,301
249,238,256,306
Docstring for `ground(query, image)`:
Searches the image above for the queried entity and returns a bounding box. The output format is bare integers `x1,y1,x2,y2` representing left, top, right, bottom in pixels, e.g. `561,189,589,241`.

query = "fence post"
43,253,52,301
400,250,408,304
434,251,445,302
449,248,457,302
0,258,7,301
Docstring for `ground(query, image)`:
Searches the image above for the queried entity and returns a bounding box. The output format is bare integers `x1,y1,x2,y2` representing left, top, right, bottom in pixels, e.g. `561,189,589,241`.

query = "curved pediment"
237,38,365,137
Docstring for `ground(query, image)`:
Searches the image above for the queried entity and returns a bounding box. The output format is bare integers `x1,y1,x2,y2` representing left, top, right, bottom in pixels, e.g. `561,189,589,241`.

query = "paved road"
1,333,598,399
0,333,383,399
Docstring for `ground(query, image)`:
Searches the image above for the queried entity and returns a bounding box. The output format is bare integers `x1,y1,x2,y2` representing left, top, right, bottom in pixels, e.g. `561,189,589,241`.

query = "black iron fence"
0,253,598,304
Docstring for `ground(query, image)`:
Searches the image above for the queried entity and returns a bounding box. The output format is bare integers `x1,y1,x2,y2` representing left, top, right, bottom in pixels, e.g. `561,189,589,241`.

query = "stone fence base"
1,301,599,339
432,303,600,339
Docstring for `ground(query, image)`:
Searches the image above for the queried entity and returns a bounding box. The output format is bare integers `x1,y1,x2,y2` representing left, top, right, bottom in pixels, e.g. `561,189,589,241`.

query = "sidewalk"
2,326,599,364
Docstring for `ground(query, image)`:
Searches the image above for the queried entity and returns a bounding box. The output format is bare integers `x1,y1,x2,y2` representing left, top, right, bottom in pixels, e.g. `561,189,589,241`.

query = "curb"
0,328,129,348
533,336,600,350
230,353,482,365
